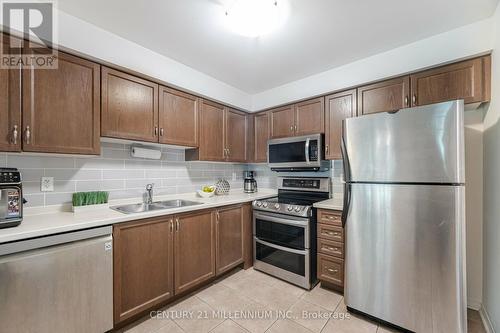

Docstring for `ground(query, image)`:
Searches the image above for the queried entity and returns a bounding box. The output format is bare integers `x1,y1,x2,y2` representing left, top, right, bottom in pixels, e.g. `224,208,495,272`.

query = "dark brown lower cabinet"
174,210,216,294
216,205,244,274
113,216,174,324
317,209,345,291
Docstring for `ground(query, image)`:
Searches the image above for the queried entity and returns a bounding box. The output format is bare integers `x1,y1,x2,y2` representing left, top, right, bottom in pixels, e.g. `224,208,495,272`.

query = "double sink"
111,199,202,214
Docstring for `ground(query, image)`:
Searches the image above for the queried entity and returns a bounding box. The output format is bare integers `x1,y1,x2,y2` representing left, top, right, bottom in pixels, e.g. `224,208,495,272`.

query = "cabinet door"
410,57,489,106
158,86,198,147
254,112,270,162
246,114,255,163
295,97,325,136
101,67,158,143
174,210,215,294
216,205,244,275
325,89,357,160
357,76,410,115
270,105,295,138
113,216,174,324
22,51,100,154
0,35,21,152
225,108,247,162
197,100,225,161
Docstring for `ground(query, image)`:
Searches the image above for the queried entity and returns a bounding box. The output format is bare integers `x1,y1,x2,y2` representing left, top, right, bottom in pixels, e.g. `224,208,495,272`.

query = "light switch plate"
41,177,54,192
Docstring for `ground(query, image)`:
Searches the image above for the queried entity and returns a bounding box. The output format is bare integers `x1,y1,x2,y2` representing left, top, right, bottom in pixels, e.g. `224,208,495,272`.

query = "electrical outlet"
41,177,54,192
232,172,237,181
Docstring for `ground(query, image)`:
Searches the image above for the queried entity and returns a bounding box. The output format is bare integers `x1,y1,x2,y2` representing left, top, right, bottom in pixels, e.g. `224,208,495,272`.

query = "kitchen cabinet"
294,97,325,136
325,89,357,160
22,51,100,154
186,102,247,162
410,56,491,107
113,216,174,324
317,209,344,290
357,76,410,115
225,108,247,162
253,111,270,162
101,67,159,143
158,86,199,147
270,98,325,139
270,105,295,138
0,35,21,152
174,210,215,294
215,205,244,274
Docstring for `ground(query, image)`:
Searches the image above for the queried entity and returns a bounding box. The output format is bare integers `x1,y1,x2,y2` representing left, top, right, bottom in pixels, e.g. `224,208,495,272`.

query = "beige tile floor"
120,268,486,333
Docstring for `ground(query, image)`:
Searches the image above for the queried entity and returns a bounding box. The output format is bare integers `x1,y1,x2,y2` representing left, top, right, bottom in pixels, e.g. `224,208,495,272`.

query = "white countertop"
313,198,344,211
0,189,277,244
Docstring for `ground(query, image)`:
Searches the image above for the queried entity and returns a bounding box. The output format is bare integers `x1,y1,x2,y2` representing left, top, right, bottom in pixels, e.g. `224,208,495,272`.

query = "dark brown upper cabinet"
325,89,357,160
186,102,247,162
0,35,21,152
357,76,410,115
22,51,100,154
174,210,215,295
101,67,159,143
410,56,491,107
158,86,199,147
295,97,325,136
225,108,247,162
270,98,325,139
215,205,244,275
113,216,174,324
270,105,295,138
253,111,270,162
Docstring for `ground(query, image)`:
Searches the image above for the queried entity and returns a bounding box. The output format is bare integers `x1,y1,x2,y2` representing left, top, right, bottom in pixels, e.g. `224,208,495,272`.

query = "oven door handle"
254,212,309,227
255,237,307,255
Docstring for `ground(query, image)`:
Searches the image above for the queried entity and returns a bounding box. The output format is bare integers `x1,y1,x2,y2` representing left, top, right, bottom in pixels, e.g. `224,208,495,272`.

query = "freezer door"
344,183,466,333
343,100,464,184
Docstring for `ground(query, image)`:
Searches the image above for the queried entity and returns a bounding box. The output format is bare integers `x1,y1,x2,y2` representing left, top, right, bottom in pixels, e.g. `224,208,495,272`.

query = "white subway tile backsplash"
75,157,124,169
102,169,144,180
8,155,75,169
19,169,44,181
45,192,73,205
0,154,6,167
44,169,102,181
24,193,44,208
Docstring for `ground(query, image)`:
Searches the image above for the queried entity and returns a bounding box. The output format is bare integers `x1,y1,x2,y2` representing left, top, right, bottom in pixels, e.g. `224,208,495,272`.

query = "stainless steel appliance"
0,168,23,229
244,171,257,193
342,100,466,332
0,226,114,333
253,177,330,289
267,134,329,171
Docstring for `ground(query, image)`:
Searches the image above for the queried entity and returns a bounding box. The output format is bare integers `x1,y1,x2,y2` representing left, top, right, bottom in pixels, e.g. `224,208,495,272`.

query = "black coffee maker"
243,171,257,193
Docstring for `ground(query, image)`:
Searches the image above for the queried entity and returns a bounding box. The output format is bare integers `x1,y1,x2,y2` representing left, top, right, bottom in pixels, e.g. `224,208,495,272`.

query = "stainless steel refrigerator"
341,100,466,332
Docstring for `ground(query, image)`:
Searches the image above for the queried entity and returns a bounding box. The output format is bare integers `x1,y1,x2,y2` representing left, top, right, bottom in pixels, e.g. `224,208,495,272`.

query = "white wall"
482,2,500,331
251,18,495,111
54,10,253,110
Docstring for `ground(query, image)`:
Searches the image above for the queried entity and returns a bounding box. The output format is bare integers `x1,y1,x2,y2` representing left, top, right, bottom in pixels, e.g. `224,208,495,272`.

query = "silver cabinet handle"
169,219,174,233
160,128,164,136
404,96,409,107
327,268,339,274
412,94,417,105
25,126,31,144
294,124,297,132
227,148,230,157
290,125,293,132
216,211,220,224
12,125,18,145
175,218,180,232
154,127,158,136
325,145,329,154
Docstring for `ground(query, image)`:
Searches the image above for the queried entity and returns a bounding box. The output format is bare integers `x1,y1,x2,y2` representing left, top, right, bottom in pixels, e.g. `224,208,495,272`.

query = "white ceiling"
58,0,499,94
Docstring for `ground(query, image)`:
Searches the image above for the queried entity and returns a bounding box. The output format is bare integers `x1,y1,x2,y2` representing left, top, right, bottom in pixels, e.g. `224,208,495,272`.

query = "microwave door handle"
305,138,310,164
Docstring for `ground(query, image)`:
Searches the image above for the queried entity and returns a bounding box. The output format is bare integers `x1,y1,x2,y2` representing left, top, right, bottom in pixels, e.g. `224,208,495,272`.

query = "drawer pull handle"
322,246,340,252
327,268,339,274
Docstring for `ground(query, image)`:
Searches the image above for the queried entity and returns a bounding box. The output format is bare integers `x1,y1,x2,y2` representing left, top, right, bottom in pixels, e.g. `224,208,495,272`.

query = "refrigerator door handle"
341,124,351,227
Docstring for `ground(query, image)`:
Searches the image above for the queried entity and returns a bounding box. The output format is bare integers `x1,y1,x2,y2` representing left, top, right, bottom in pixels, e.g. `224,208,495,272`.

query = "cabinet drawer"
317,224,343,242
318,238,344,258
317,209,342,226
318,254,344,286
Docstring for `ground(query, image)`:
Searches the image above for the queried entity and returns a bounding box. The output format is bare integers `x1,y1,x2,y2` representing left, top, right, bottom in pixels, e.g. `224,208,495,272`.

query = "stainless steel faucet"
145,183,154,204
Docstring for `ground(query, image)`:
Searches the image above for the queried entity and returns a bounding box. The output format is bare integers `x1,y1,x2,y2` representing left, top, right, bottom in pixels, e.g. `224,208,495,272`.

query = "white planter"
72,203,109,213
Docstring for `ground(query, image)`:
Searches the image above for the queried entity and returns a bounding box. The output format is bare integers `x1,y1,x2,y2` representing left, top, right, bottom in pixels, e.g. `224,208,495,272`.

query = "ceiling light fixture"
224,0,288,38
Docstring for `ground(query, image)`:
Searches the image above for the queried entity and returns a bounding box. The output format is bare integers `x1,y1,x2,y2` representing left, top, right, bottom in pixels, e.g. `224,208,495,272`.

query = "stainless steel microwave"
267,134,329,171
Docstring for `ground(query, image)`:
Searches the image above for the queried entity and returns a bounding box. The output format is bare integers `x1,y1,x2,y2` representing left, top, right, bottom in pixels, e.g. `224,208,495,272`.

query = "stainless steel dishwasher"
0,226,113,333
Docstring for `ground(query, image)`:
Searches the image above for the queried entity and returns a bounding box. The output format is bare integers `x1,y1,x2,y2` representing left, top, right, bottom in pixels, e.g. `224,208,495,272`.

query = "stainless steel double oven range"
252,177,330,289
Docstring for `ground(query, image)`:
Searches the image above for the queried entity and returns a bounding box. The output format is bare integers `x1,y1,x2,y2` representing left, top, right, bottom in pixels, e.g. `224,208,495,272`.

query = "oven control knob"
294,206,302,212
262,202,268,208
287,205,293,211
274,203,280,210
255,201,262,207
